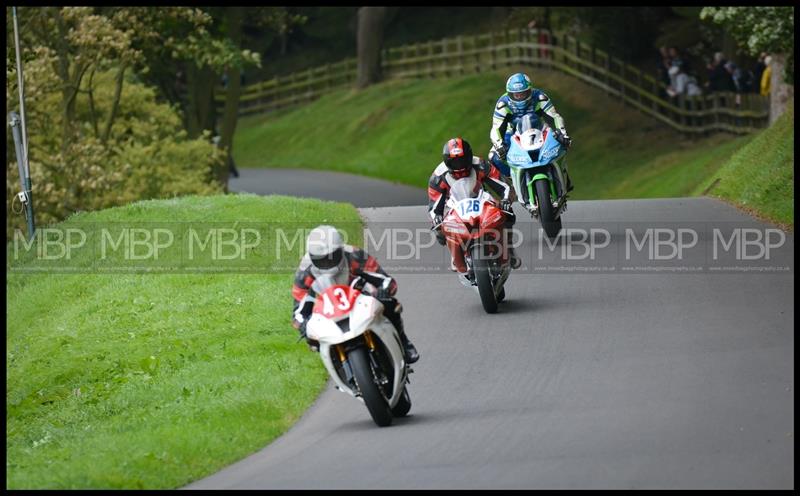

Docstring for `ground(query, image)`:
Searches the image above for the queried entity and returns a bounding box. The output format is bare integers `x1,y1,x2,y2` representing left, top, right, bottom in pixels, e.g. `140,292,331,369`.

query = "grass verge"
6,194,363,489
695,103,794,229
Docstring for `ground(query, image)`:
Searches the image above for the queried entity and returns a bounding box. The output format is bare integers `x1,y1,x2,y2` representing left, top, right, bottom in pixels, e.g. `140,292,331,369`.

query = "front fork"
340,334,389,394
510,160,567,217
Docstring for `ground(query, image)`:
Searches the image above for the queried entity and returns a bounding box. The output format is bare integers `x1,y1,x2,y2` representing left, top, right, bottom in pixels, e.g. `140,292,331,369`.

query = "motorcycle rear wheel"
349,347,393,427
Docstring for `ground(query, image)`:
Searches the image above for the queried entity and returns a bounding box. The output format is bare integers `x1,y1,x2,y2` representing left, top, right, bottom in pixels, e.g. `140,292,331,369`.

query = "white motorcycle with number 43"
304,276,412,427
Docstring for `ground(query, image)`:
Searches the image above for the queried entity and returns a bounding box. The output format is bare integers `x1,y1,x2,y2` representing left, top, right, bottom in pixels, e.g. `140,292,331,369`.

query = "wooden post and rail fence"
217,28,769,135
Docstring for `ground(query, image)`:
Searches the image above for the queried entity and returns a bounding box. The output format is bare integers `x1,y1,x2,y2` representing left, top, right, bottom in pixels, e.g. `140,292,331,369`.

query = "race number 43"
322,287,352,316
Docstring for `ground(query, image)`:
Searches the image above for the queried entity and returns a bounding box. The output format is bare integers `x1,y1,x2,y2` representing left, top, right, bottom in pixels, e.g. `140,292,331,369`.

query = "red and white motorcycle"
304,276,412,427
437,178,513,314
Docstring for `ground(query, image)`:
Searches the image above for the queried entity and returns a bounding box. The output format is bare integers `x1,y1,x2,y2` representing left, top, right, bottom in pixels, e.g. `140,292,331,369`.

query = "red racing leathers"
427,156,514,273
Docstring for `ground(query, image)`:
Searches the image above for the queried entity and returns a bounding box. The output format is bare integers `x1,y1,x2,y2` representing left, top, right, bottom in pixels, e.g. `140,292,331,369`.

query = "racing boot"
565,170,574,192
390,312,419,363
508,245,522,270
386,304,419,364
503,218,522,270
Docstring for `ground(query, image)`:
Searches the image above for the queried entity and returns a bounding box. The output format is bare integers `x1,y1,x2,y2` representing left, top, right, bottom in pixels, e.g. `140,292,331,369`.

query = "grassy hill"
695,104,794,229
6,194,363,488
233,68,751,201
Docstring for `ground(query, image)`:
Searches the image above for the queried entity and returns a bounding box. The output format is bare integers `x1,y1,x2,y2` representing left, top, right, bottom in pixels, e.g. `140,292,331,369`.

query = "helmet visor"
446,155,471,177
509,88,532,102
310,247,343,270
447,153,470,169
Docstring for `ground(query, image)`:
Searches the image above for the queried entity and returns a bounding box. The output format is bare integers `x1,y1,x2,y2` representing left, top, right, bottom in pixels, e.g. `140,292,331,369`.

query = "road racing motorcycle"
436,178,512,314
303,275,412,427
505,114,570,239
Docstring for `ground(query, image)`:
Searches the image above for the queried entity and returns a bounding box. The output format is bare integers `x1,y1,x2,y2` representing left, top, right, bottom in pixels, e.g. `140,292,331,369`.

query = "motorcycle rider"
428,137,521,281
291,225,419,364
489,72,574,192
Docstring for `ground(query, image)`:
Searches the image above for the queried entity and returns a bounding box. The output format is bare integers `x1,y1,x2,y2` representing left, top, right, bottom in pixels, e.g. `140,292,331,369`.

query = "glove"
432,215,446,245
376,286,392,301
556,129,572,148
298,319,308,336
297,321,319,351
350,275,366,292
499,199,513,213
492,143,507,161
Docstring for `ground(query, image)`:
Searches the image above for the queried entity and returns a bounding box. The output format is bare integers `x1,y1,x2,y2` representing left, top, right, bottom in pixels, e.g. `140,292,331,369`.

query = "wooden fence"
219,28,769,135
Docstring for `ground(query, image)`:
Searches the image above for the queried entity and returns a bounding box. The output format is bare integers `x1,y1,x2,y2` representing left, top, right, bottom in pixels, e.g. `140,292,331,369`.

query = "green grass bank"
695,104,794,229
6,194,363,489
233,68,751,201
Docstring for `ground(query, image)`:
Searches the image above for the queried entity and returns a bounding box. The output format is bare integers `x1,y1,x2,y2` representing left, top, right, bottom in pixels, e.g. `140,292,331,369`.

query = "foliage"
506,7,676,64
6,7,227,240
700,6,795,82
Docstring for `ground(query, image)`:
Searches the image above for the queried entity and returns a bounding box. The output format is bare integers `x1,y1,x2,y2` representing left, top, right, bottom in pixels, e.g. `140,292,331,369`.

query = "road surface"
189,171,794,489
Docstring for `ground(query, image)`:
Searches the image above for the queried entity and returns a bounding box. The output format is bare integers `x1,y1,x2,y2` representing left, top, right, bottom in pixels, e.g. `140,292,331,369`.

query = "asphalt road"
229,168,425,207
189,172,794,489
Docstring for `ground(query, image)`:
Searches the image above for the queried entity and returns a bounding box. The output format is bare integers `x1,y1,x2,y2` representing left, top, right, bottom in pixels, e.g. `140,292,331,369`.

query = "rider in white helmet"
291,225,419,364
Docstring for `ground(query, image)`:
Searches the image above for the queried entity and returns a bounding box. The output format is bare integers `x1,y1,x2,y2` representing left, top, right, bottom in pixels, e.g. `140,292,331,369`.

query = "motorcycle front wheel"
471,243,498,314
391,387,412,417
349,347,393,427
535,179,562,239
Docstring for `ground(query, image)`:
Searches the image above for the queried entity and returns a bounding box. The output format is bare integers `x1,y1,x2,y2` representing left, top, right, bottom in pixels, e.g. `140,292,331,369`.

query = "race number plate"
455,198,482,219
312,284,358,319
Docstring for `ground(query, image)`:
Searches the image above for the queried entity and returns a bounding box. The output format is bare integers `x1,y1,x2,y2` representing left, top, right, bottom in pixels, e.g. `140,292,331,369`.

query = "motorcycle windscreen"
515,113,538,134
449,177,480,202
448,178,485,221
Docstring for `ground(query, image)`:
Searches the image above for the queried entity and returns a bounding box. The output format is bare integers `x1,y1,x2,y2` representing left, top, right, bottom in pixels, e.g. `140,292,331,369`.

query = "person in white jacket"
667,65,702,98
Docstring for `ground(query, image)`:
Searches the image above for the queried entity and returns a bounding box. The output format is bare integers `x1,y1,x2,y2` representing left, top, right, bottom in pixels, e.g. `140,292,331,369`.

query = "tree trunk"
53,8,77,155
769,53,793,125
102,63,127,143
356,7,388,89
219,7,246,192
186,64,217,138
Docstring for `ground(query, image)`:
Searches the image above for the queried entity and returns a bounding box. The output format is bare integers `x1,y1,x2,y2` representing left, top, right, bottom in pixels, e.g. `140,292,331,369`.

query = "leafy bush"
6,66,223,240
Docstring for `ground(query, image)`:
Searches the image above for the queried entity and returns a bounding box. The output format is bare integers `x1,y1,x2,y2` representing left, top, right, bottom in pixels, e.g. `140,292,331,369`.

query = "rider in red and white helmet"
428,137,522,275
292,225,419,364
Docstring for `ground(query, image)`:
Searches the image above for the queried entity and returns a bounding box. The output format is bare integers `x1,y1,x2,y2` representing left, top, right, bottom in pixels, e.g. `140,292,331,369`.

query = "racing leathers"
291,244,419,363
427,156,520,275
489,90,573,191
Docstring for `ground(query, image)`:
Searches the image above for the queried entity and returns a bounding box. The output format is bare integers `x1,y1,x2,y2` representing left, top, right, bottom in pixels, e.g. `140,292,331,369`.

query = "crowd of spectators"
656,46,773,103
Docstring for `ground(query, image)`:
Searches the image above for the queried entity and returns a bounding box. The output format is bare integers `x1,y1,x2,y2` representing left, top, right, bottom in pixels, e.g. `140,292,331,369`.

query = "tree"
5,7,225,237
701,6,794,123
356,7,388,89
216,8,304,189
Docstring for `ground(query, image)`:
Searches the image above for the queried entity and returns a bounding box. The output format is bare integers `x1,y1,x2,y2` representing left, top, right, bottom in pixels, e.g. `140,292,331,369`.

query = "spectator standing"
706,52,735,93
657,46,671,86
760,55,773,97
666,65,703,98
752,53,767,94
725,62,747,94
667,47,685,72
